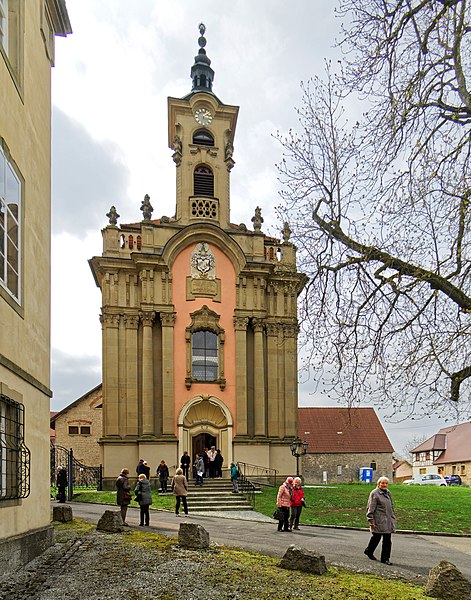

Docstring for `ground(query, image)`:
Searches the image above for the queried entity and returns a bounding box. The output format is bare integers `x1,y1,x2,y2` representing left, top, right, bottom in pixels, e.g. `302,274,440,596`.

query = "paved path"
69,502,471,584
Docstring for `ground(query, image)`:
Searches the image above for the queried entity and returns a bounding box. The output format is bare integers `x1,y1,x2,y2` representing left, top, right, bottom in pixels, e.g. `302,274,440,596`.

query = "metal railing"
236,462,279,487
237,471,256,508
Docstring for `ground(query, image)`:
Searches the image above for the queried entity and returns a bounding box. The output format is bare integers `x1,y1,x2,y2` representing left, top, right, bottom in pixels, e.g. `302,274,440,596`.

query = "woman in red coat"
289,477,305,531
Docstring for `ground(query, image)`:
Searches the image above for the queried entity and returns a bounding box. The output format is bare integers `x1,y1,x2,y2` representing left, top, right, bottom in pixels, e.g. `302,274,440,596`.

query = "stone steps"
185,478,253,512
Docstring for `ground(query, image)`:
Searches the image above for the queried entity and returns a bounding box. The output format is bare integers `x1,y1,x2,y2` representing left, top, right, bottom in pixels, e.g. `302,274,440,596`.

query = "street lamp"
290,439,309,478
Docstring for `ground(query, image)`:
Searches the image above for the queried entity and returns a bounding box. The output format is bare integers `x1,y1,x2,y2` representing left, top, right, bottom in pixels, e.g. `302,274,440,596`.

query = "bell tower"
167,24,238,229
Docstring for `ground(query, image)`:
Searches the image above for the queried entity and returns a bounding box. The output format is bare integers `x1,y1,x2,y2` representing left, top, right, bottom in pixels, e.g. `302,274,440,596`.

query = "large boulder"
280,545,327,575
425,560,471,599
52,504,73,523
96,510,125,533
178,522,210,549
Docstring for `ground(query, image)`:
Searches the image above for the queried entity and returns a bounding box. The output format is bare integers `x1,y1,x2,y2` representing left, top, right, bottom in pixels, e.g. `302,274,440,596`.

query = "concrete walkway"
68,502,471,584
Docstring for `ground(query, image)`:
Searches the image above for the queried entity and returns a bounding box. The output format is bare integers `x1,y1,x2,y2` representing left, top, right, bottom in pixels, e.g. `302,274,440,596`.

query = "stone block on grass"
96,510,125,533
280,545,327,575
52,504,73,523
178,522,210,549
425,560,471,599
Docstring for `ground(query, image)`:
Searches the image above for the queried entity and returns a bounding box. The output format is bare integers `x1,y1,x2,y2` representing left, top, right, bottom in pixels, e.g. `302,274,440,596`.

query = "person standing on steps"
276,477,293,532
156,460,170,493
116,468,132,525
214,449,224,478
180,451,191,479
172,467,189,516
207,446,217,478
135,473,152,526
230,462,239,493
194,453,204,486
364,476,396,565
289,476,305,531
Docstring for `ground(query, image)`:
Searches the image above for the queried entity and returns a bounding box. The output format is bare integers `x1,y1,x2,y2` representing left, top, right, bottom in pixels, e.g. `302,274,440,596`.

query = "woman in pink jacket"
276,477,294,531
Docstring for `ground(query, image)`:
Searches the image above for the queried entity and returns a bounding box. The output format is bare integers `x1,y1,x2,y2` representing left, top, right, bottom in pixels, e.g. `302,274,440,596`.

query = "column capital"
266,322,281,336
252,317,265,333
139,311,156,327
123,314,139,329
283,322,299,338
99,313,120,327
160,312,177,327
233,316,249,330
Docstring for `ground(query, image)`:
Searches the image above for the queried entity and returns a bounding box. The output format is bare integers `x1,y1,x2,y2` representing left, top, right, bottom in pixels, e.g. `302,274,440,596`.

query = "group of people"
193,447,224,481
276,475,396,565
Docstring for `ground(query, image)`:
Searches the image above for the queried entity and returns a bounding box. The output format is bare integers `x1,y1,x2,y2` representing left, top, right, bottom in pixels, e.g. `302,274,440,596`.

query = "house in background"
298,407,394,484
411,422,471,484
392,459,412,483
0,0,71,574
50,384,103,467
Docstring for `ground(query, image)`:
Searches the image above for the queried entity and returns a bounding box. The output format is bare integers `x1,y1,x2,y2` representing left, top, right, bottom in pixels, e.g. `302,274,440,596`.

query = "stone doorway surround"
178,395,233,468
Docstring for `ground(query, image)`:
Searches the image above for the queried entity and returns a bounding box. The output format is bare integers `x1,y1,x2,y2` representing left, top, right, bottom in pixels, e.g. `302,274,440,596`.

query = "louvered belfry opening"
193,130,214,146
194,165,214,197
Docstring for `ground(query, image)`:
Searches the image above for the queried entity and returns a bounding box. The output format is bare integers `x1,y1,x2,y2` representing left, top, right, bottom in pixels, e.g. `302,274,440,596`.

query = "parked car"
444,475,462,486
403,474,447,486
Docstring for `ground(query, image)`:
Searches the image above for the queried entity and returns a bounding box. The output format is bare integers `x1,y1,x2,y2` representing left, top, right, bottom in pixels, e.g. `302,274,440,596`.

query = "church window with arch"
192,129,214,147
191,330,218,381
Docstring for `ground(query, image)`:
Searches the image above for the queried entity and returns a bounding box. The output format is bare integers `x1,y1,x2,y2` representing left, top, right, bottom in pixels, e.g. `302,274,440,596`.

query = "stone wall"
302,452,393,484
54,387,102,466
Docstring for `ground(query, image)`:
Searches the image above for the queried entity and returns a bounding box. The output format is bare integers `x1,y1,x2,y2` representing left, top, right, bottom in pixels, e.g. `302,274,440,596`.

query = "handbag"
123,490,132,502
273,507,284,521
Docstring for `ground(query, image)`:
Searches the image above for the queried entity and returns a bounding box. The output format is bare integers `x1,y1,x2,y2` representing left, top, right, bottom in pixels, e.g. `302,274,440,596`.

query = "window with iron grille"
194,165,214,197
0,143,21,303
192,330,218,381
0,393,30,500
192,130,214,147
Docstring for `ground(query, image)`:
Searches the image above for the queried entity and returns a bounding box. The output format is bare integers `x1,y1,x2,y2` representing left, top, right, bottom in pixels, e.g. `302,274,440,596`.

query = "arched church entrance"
178,396,233,472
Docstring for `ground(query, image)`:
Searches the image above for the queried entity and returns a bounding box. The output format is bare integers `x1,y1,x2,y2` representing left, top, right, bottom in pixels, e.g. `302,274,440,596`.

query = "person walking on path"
56,466,68,503
156,460,170,493
194,453,204,486
180,451,191,479
134,473,152,526
172,467,189,516
230,462,239,493
276,477,293,532
364,476,396,565
116,468,132,525
214,449,224,478
289,476,305,531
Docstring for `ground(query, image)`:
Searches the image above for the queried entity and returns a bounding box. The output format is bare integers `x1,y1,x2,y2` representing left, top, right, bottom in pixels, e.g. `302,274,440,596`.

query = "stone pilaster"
233,316,249,436
266,322,280,437
123,314,139,436
252,318,266,437
140,311,156,437
160,312,176,436
283,322,299,438
100,313,120,437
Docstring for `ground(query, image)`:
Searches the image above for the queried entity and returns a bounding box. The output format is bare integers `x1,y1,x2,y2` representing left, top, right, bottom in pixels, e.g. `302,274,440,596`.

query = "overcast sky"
50,0,455,455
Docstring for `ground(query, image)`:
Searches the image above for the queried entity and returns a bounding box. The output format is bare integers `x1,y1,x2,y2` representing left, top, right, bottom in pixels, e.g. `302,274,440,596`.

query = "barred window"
0,144,21,302
192,330,218,381
0,393,30,500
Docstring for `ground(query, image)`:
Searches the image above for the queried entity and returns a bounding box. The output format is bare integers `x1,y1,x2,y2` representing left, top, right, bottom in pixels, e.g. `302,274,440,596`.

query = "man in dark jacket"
56,466,68,503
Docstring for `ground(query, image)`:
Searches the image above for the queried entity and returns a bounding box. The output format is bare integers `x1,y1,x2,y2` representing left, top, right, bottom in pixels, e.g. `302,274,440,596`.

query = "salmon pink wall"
172,242,237,430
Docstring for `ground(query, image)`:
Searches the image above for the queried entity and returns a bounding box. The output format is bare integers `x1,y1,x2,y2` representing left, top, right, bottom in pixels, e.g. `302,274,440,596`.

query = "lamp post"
290,439,308,479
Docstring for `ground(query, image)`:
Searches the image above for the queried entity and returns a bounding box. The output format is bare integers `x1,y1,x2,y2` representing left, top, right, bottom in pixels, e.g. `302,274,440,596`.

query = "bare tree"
277,0,471,419
400,434,428,460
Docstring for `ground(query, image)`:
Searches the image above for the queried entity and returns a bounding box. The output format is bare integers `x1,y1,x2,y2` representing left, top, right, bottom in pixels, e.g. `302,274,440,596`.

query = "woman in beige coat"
172,467,189,516
364,476,396,565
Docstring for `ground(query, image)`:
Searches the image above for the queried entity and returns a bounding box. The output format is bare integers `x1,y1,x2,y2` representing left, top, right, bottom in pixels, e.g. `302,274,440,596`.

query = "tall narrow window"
0,144,21,302
0,0,8,52
192,330,218,381
0,393,30,500
194,165,214,197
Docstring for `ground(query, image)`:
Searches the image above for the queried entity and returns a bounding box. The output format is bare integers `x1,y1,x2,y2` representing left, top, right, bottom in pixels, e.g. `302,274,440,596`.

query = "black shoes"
381,560,393,565
364,549,377,561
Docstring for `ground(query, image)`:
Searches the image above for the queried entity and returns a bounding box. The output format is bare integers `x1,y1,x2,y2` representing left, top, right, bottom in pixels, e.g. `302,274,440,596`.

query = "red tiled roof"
298,407,394,453
433,422,471,463
411,433,447,453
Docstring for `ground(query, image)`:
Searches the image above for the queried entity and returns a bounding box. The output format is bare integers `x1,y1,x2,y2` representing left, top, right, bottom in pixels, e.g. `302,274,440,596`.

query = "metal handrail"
237,472,256,508
236,461,279,487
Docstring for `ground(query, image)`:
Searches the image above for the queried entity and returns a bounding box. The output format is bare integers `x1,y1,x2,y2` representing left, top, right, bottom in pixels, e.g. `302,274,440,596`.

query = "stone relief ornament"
190,242,216,280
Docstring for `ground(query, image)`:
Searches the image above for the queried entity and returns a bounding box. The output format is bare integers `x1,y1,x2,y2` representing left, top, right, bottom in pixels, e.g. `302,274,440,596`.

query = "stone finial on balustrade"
282,221,292,243
251,206,264,232
141,194,154,221
106,205,120,226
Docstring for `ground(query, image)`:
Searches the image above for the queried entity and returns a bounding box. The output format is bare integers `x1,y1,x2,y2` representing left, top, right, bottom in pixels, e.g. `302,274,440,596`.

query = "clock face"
194,108,213,127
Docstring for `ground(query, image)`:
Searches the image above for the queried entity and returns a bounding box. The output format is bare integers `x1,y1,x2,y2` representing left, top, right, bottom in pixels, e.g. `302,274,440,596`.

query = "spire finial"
190,23,215,93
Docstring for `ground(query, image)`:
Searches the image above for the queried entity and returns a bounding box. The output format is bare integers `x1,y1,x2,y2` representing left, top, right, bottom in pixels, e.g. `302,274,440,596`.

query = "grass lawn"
255,483,471,534
71,482,471,534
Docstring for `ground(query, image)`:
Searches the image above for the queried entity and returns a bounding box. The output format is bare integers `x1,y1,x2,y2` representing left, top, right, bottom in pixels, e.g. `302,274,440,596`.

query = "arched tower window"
192,330,218,381
192,130,214,147
194,165,214,197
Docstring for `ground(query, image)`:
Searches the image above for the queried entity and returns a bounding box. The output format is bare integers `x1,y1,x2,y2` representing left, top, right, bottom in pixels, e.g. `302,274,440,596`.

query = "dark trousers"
139,504,150,526
278,506,290,531
365,532,392,561
160,478,168,492
289,506,302,529
181,465,190,479
175,496,188,515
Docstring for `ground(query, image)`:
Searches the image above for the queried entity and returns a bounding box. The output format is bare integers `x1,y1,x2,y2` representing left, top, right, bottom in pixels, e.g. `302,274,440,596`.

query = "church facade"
89,26,307,486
